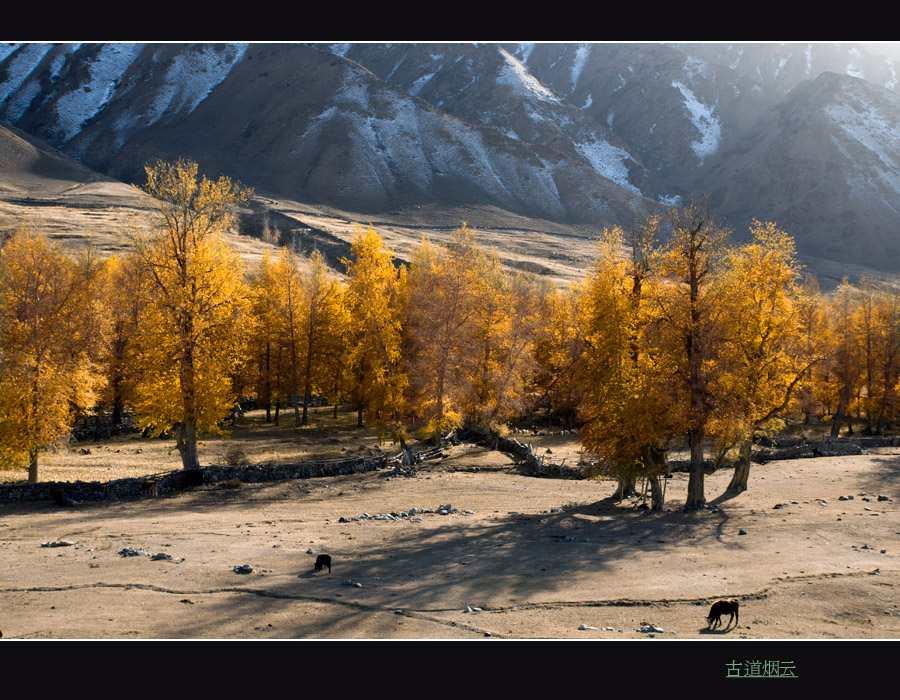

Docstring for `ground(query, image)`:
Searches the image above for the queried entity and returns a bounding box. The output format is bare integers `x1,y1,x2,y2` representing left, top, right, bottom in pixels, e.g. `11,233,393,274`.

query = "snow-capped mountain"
2,41,900,274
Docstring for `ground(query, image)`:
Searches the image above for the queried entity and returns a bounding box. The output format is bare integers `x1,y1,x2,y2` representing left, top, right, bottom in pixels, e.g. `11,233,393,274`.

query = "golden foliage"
128,160,252,469
0,227,105,481
343,225,408,440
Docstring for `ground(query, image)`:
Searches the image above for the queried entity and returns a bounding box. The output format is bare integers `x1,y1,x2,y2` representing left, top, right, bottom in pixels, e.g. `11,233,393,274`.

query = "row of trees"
1,160,897,512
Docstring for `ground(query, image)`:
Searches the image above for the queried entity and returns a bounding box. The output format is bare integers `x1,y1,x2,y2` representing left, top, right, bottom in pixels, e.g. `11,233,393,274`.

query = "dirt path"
0,446,898,640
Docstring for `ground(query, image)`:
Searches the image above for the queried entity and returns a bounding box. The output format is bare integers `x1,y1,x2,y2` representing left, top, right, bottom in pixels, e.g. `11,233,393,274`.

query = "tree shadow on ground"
168,491,738,638
862,455,900,496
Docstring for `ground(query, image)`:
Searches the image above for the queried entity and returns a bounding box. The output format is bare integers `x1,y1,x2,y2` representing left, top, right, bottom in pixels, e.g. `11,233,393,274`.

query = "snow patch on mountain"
573,136,640,193
102,44,247,152
0,43,23,64
516,43,535,64
0,43,56,111
570,44,591,89
497,47,562,105
329,73,435,189
825,86,900,196
2,45,80,122
774,55,788,80
847,47,864,79
884,58,898,91
4,76,43,123
409,71,436,96
684,55,711,80
672,81,721,162
55,43,145,143
148,44,247,121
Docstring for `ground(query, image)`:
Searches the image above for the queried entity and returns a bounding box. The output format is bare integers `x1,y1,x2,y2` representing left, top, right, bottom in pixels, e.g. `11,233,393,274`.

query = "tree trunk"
176,422,200,470
726,438,752,494
613,473,638,501
28,449,39,484
831,385,850,437
302,383,311,426
639,445,667,511
648,474,664,512
111,372,123,426
357,407,364,428
264,343,272,422
684,428,706,510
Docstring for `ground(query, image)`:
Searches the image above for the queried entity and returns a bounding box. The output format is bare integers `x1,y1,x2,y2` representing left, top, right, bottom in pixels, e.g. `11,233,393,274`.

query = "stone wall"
0,454,394,504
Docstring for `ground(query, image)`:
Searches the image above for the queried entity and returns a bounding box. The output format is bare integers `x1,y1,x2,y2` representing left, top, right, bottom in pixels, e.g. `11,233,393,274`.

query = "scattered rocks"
342,579,362,587
553,535,590,543
117,547,183,563
340,504,474,523
150,552,184,563
41,540,76,548
578,623,597,630
738,529,747,535
233,564,254,574
638,623,664,634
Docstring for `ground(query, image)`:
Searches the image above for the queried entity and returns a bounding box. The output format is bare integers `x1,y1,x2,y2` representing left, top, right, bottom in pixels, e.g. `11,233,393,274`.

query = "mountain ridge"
2,41,900,279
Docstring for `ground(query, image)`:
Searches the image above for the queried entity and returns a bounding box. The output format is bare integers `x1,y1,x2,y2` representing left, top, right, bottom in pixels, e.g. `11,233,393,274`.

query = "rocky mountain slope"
2,41,900,279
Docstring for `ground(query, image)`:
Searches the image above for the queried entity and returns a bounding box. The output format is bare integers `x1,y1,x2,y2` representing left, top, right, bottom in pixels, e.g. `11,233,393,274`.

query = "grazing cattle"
314,554,332,573
707,598,740,630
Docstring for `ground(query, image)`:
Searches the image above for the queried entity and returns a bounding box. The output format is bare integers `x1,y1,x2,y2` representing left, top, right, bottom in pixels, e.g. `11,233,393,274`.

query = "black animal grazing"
707,598,740,630
314,554,332,573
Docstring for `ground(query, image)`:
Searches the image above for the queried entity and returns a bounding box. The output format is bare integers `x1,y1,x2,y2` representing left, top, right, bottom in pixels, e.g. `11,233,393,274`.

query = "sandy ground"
1,438,898,643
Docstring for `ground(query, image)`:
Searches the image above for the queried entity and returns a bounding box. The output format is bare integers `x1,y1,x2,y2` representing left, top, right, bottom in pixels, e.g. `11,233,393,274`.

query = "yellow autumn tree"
532,282,588,427
709,221,820,494
651,200,731,510
129,159,252,472
851,279,900,434
343,225,408,444
0,227,104,482
266,247,348,426
578,224,684,510
465,257,548,427
787,276,830,425
248,250,288,422
92,253,151,430
403,231,481,438
824,279,865,437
